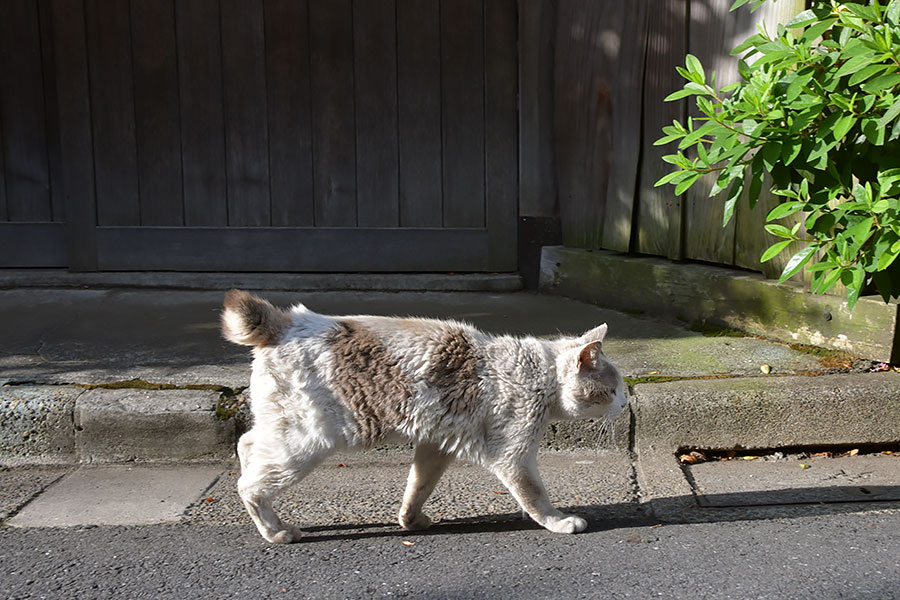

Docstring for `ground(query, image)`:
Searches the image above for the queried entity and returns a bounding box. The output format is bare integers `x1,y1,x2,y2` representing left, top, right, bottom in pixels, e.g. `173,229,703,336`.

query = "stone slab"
0,465,69,521
0,385,81,463
687,453,900,507
7,464,224,527
190,449,641,529
74,388,235,462
633,372,900,454
540,246,900,362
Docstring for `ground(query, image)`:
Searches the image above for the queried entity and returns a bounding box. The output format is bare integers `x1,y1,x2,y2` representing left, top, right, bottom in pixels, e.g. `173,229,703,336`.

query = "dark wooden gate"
0,0,517,272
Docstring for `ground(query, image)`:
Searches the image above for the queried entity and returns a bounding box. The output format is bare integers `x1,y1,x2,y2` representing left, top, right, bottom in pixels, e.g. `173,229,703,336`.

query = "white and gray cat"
222,290,628,544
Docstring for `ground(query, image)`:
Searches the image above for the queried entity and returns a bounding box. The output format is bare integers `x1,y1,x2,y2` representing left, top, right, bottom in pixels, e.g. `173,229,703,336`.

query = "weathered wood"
84,0,139,226
176,0,227,227
37,0,64,222
221,0,270,226
309,0,356,227
354,0,400,228
600,3,650,252
0,0,51,222
0,223,66,267
397,0,441,227
733,0,805,279
554,0,611,249
96,227,495,272
264,0,314,227
131,0,183,226
518,0,557,219
636,0,687,260
684,0,757,265
51,0,97,270
485,0,518,271
441,0,485,228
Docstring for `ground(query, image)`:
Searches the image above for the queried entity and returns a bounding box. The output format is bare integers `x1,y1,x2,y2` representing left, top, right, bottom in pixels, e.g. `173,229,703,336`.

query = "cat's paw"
546,514,587,534
268,524,304,544
399,512,433,531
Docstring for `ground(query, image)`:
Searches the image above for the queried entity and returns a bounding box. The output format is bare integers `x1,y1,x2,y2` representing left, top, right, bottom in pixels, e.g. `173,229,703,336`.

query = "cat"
221,289,628,544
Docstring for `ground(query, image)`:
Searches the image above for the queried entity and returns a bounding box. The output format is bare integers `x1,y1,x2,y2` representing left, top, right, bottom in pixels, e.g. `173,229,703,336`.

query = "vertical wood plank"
176,0,227,227
84,0,140,226
518,0,556,219
397,0,441,227
485,0,518,270
309,0,356,227
441,0,485,228
0,0,52,221
0,105,5,221
683,0,753,265
636,0,687,260
733,0,804,279
38,0,65,222
51,0,97,270
221,0,270,227
265,0,314,227
354,0,399,227
600,3,649,252
131,0,183,226
554,0,611,248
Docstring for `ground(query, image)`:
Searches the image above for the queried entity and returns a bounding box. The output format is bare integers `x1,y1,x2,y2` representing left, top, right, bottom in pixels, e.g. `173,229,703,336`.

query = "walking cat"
222,290,628,544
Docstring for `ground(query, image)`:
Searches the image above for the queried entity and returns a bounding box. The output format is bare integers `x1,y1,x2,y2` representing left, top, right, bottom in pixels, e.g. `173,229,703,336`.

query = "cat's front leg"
398,443,453,531
492,458,587,534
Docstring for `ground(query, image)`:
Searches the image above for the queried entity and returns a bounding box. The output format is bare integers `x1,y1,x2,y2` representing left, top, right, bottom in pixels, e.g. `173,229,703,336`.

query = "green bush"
656,0,900,309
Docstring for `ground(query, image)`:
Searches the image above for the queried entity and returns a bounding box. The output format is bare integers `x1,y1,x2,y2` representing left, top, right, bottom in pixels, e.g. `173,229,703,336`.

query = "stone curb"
3,372,899,465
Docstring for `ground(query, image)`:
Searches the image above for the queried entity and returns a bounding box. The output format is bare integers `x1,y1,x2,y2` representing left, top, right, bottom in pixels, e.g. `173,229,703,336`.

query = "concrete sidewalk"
1,286,899,467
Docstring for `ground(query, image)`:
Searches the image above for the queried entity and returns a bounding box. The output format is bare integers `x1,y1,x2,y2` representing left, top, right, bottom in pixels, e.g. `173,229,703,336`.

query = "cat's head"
556,324,628,420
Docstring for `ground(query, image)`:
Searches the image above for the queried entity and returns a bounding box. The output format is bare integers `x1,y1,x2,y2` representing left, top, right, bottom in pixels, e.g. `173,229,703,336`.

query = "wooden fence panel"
310,0,356,227
554,0,612,249
221,0,270,227
85,0,139,226
600,3,650,252
397,0,442,227
442,0,486,228
354,0,400,227
176,0,227,227
0,0,51,222
265,0,314,227
132,0,183,226
636,0,687,260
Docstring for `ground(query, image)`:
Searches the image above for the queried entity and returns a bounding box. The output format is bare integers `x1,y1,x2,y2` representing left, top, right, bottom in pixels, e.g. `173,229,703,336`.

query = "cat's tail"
221,289,291,347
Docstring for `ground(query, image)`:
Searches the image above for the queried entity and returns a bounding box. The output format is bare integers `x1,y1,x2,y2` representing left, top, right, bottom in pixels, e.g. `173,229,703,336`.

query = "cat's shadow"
295,486,900,543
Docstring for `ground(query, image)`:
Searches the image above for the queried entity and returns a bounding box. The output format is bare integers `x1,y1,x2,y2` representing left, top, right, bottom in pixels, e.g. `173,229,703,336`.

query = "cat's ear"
577,341,604,372
580,323,608,344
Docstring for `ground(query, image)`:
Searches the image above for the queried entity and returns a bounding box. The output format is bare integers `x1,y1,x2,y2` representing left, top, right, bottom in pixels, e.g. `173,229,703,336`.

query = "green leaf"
723,178,744,226
863,118,888,144
801,18,838,43
847,216,875,246
685,54,705,83
778,244,817,283
765,223,794,238
781,137,803,165
785,9,819,28
878,96,900,128
862,73,900,93
664,88,697,102
674,171,702,196
848,64,889,86
767,201,805,221
761,240,793,262
835,53,877,78
844,266,866,311
761,141,782,171
816,267,845,294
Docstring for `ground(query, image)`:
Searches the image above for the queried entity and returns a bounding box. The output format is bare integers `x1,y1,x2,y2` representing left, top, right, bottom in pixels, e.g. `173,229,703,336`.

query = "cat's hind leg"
491,456,587,534
398,443,453,531
237,433,327,544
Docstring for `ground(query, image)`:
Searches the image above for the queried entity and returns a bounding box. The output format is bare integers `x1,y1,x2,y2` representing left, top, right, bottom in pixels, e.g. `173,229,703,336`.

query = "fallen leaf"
742,456,759,461
800,463,811,469
651,524,663,529
760,364,771,374
811,452,832,458
848,448,860,456
205,497,215,503
337,463,346,468
401,540,416,546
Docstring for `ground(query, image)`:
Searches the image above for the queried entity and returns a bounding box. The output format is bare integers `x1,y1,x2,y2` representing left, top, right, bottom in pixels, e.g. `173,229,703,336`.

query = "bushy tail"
221,289,291,347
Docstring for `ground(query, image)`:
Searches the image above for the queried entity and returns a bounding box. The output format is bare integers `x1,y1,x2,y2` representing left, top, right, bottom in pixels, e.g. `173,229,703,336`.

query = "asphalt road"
2,506,899,600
